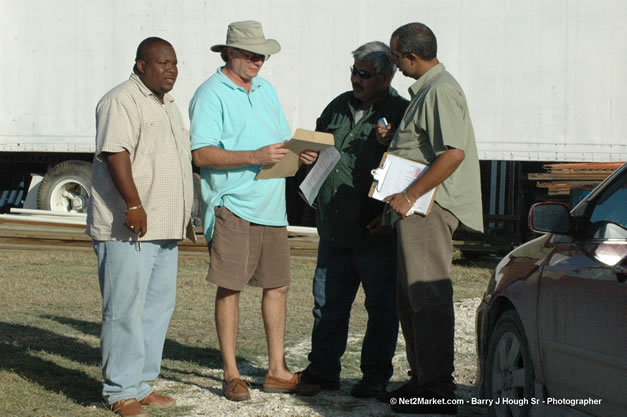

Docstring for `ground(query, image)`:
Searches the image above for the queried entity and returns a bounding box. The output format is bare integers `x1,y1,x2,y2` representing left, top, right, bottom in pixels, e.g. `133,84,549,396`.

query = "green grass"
0,249,495,417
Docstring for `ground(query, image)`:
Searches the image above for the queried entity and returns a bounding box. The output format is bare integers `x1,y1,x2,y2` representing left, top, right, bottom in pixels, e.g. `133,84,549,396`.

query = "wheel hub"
503,366,513,391
55,182,88,212
71,194,86,210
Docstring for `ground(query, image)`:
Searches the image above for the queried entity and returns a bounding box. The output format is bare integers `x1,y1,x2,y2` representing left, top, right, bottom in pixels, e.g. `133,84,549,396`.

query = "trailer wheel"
38,160,92,213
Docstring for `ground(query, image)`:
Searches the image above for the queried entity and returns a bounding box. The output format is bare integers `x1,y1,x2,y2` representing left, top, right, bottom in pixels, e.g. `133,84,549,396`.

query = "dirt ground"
87,297,488,417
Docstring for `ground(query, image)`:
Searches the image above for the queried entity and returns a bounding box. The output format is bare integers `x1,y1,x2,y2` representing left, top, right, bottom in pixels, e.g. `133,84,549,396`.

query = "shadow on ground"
0,321,101,404
0,316,264,406
282,381,488,417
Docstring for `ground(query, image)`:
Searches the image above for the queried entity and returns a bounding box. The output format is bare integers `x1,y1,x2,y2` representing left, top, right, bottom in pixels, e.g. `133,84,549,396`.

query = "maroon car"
475,163,626,417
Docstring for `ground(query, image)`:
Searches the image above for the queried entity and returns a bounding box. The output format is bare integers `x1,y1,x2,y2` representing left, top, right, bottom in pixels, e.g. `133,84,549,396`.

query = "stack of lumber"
0,209,320,261
528,162,624,196
0,209,512,259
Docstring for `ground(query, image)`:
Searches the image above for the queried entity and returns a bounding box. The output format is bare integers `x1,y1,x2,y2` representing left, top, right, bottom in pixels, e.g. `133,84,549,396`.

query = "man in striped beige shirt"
87,37,194,417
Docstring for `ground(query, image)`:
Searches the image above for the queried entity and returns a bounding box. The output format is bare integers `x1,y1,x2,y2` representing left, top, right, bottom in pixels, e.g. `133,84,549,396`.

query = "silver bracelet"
402,191,413,204
125,204,143,213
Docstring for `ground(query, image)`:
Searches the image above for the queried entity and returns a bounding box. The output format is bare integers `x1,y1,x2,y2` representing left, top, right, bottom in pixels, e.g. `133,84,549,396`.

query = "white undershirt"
353,106,371,124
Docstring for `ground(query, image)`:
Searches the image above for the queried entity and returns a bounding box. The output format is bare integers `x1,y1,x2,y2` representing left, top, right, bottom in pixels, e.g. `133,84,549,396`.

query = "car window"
585,172,627,239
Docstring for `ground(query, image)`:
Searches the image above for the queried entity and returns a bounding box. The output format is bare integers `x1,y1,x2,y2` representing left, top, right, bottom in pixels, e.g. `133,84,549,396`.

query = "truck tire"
38,160,92,213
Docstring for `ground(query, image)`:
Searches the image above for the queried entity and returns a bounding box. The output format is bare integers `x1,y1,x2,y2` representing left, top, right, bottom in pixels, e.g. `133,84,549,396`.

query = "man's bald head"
133,37,172,74
133,37,178,101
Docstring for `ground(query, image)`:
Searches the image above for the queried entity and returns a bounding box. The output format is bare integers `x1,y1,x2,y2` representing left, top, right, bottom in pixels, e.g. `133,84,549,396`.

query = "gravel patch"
133,297,487,416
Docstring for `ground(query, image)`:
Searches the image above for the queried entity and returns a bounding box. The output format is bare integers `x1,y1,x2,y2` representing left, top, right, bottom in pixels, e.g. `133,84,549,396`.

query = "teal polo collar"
216,67,262,93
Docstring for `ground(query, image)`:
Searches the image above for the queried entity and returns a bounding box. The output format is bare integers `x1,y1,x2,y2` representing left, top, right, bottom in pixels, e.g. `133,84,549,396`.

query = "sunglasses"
236,48,269,63
350,66,373,80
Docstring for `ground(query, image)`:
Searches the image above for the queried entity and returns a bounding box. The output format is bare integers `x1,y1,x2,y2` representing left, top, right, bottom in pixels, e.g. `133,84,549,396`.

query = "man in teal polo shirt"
299,41,408,397
381,23,484,415
189,21,318,401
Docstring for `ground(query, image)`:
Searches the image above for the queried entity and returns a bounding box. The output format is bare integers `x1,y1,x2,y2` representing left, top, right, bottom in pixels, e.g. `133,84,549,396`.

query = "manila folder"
256,128,334,179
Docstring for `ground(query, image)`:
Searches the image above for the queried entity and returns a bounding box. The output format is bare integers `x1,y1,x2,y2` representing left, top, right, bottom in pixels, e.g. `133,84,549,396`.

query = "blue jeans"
305,237,398,384
93,240,178,404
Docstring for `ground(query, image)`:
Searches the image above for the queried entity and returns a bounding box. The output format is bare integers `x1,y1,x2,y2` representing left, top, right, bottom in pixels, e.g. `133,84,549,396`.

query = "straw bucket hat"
211,20,281,55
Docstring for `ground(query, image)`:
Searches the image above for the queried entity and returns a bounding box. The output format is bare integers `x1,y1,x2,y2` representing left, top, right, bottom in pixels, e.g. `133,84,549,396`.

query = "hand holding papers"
298,146,341,206
369,153,437,216
256,129,334,179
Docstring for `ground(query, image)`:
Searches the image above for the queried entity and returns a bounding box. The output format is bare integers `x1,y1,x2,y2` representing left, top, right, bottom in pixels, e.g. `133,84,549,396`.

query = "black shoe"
297,370,340,391
376,379,417,403
350,377,387,398
389,386,457,415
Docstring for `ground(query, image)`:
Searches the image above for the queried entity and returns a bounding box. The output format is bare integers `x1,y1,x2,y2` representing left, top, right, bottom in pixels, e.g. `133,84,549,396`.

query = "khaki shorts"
207,206,290,291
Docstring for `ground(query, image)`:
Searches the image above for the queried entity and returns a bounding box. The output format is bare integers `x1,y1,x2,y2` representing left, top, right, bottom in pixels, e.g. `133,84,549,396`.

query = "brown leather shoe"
223,378,251,401
109,398,148,417
263,373,320,396
139,391,176,408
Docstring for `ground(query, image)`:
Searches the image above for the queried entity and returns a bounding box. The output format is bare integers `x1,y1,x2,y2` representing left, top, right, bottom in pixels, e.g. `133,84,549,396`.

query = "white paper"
298,146,341,206
370,154,436,215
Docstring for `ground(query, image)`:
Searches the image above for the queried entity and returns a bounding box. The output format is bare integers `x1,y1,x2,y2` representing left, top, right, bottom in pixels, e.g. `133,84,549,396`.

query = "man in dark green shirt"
300,41,408,398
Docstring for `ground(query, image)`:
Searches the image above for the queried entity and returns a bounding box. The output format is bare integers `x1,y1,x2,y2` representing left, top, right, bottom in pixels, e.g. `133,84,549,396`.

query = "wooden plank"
0,217,87,229
10,208,87,218
0,228,90,241
0,242,93,252
0,222,321,259
0,236,92,247
528,173,611,180
1,216,510,259
542,162,624,171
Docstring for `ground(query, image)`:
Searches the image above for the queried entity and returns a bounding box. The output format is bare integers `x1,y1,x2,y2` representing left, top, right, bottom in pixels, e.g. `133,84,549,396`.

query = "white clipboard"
369,152,438,216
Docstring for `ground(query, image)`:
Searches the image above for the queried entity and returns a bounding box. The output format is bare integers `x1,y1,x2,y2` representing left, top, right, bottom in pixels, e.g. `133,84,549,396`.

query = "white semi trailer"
2,0,626,216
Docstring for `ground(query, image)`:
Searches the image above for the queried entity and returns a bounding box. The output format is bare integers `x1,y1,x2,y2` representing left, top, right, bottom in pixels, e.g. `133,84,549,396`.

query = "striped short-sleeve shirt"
86,74,194,241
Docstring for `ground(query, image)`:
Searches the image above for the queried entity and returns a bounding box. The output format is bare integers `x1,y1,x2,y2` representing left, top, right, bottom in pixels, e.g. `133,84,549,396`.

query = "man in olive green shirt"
300,41,408,398
381,23,483,415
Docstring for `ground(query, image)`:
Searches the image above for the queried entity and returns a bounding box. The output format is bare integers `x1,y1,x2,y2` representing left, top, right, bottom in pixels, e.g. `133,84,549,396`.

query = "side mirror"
529,202,571,234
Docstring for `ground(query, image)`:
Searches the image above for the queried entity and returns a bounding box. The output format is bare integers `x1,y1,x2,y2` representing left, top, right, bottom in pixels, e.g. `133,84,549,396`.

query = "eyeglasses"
350,66,372,80
236,48,269,63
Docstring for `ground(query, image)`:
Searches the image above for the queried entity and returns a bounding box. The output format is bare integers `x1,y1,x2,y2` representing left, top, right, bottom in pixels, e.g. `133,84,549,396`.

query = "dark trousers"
396,204,459,392
306,237,399,384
